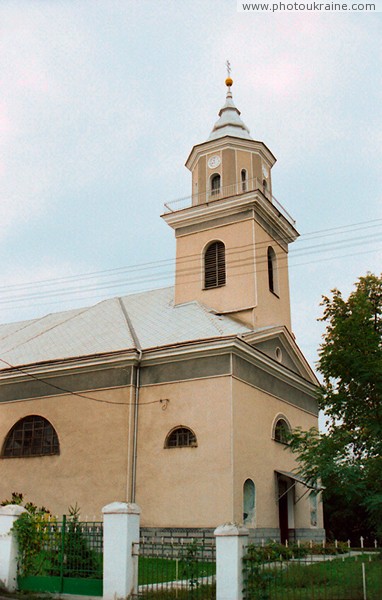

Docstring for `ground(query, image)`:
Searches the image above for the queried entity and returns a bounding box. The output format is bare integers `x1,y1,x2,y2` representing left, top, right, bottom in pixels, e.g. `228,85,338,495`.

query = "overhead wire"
0,245,380,311
0,218,380,312
0,234,380,306
0,245,380,320
0,217,381,294
0,239,379,402
0,219,380,401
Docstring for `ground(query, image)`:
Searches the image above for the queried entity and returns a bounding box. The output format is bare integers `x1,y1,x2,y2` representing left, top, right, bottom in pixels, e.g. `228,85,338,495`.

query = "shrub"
1,492,56,576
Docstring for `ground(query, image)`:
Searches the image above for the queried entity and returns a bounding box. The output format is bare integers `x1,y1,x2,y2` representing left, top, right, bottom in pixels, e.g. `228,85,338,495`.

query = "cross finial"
225,60,233,89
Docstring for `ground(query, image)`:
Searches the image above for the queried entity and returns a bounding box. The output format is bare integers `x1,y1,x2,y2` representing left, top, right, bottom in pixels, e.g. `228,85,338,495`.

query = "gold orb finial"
225,60,233,88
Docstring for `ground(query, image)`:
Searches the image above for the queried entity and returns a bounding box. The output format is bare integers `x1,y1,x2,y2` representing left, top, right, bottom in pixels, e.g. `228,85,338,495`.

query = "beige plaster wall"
231,378,323,530
192,155,207,205
0,387,133,517
222,149,236,187
174,215,292,331
135,376,233,528
0,373,323,532
237,150,253,184
175,218,256,315
191,147,270,204
253,222,292,331
252,154,262,182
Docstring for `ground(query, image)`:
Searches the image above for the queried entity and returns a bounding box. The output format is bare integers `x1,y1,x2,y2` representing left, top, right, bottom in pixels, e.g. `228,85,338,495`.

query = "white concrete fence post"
102,502,141,600
0,504,27,591
214,523,249,600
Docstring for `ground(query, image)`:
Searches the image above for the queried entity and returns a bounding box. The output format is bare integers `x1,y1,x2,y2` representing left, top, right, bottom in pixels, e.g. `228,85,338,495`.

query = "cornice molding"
231,338,317,396
162,193,298,245
0,349,140,385
0,335,317,399
141,336,317,396
241,326,318,385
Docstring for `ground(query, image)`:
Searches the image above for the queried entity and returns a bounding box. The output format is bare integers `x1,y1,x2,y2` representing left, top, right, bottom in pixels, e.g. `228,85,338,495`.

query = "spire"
208,67,252,142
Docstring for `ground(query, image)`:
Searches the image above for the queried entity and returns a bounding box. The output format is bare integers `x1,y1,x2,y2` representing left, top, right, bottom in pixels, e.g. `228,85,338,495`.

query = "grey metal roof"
0,287,251,370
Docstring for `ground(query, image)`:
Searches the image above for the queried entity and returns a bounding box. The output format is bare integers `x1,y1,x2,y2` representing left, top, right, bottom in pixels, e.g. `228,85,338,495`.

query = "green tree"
62,504,101,578
289,273,382,542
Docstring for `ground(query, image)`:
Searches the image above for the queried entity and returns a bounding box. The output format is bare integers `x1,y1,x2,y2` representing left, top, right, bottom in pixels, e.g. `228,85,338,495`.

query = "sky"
0,0,381,373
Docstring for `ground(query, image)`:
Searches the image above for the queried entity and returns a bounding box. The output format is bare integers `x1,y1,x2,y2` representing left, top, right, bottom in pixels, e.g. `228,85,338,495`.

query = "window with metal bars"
1,415,60,458
210,173,221,196
165,427,197,448
204,241,226,289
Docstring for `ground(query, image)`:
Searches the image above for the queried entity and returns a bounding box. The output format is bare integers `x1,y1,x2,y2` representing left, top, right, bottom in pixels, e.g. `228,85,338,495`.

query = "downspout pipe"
131,348,142,503
118,298,142,503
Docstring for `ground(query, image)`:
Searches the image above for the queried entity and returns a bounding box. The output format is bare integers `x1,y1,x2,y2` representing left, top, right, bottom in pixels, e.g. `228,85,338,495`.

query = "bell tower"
162,75,299,331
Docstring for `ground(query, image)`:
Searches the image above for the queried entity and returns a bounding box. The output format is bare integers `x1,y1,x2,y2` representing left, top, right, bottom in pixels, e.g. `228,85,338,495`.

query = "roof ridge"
117,297,141,350
190,300,231,336
173,297,252,335
119,284,174,301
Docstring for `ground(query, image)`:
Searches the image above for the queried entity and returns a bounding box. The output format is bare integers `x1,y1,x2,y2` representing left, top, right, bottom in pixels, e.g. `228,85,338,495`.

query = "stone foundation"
140,527,215,542
292,528,326,543
140,526,326,545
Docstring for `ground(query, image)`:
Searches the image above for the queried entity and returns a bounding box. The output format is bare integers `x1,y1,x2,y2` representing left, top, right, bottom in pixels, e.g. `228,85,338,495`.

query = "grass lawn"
244,555,382,599
138,556,216,585
136,583,216,599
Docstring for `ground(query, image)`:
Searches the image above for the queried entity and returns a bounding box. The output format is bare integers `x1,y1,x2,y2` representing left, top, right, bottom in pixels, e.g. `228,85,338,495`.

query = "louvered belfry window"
204,241,226,289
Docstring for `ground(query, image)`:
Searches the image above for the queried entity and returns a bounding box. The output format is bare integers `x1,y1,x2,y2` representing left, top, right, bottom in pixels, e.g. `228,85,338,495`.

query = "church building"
0,76,324,542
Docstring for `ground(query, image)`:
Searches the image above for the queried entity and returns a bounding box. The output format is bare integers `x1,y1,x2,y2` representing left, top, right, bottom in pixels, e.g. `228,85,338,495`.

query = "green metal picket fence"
136,536,216,599
243,545,382,600
17,515,103,596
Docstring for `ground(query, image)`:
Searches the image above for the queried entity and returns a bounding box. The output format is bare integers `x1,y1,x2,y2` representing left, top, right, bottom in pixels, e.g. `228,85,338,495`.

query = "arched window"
210,174,221,196
274,418,290,444
267,246,278,295
241,169,247,192
310,492,318,526
2,415,59,458
204,241,226,289
165,427,197,448
243,479,255,525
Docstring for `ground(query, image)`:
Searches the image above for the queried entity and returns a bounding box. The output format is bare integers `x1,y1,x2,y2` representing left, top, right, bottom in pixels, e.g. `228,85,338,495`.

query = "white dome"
208,88,253,141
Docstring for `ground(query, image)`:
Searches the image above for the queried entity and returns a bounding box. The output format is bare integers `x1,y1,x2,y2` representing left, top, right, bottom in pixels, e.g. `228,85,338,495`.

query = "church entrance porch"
276,473,295,544
278,479,289,544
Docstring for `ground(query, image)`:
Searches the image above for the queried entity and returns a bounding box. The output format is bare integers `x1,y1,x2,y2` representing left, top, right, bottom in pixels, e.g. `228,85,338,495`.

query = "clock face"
262,163,269,178
208,155,221,169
